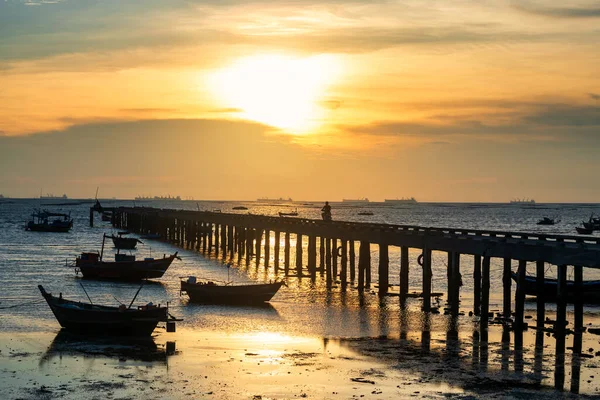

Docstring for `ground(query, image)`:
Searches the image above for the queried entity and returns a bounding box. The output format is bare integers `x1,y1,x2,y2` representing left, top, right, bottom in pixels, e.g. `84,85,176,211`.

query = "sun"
207,54,341,133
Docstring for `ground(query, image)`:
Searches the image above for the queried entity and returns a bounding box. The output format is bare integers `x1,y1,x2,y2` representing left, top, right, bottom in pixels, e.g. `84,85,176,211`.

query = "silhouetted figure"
321,201,332,221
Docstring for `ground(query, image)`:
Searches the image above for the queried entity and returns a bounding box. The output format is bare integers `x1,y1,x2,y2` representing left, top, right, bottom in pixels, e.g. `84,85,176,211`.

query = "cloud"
589,93,600,101
523,104,600,127
515,3,600,18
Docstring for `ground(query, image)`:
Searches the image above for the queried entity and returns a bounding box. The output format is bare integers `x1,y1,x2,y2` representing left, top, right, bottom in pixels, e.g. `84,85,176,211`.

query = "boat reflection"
39,330,176,367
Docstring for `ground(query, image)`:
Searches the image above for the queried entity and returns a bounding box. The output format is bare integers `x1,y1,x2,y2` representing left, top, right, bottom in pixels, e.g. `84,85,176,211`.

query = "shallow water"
1,199,600,397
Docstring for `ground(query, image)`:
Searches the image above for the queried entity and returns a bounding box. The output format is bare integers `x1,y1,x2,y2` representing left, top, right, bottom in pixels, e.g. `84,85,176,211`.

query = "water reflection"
39,330,173,367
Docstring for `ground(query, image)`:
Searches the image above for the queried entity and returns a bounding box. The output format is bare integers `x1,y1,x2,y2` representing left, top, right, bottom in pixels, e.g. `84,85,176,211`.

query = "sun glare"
208,54,341,133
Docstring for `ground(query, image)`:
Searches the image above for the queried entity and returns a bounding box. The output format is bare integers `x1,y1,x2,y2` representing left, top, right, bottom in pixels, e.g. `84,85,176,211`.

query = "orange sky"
0,0,599,201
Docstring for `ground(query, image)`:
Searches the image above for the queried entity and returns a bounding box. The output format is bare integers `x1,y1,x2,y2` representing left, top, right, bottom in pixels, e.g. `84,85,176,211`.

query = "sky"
0,0,599,202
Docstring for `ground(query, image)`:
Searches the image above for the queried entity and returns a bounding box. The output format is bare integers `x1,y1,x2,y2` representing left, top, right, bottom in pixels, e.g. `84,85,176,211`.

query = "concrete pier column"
422,248,432,311
473,255,481,316
349,241,356,282
264,230,270,267
274,231,281,270
515,260,527,330
340,240,348,291
503,258,512,318
295,233,303,275
400,247,409,304
284,232,291,273
378,242,389,295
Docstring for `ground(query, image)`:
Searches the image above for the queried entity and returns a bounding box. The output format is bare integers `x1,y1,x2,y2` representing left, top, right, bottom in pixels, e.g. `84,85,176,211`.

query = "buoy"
417,253,424,267
336,246,343,257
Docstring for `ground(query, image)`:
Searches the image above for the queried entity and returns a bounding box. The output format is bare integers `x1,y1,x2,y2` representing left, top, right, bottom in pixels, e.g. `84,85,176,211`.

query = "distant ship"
256,197,293,202
510,198,536,204
135,195,182,201
342,198,369,203
40,194,68,200
384,197,417,204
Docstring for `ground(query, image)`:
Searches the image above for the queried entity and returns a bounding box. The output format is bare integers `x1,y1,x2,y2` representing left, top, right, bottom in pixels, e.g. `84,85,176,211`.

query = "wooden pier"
92,206,600,369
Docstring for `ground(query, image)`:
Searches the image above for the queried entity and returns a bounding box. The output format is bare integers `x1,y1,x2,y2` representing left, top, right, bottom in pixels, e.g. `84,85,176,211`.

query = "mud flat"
2,320,600,399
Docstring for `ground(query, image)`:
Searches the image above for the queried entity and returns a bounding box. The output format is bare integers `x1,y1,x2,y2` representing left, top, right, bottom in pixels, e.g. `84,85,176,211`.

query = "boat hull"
181,280,284,304
39,285,167,336
26,223,72,232
76,255,176,281
511,273,600,303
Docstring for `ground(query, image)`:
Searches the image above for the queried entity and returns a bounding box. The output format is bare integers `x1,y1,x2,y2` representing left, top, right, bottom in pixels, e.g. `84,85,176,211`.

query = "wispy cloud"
514,2,600,18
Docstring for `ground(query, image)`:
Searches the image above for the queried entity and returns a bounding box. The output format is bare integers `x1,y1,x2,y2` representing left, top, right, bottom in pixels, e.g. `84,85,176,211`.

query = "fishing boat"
511,273,600,303
232,206,248,210
74,234,178,281
278,208,298,217
357,211,374,216
38,285,178,336
536,217,559,225
109,232,142,250
180,276,284,304
26,210,73,232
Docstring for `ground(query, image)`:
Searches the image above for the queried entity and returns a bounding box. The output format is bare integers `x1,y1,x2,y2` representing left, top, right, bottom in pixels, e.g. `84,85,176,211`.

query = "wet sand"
2,319,599,400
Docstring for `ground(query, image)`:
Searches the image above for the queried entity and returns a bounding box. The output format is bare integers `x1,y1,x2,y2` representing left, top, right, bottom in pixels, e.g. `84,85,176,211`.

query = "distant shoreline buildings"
40,194,68,199
342,198,369,203
135,195,182,201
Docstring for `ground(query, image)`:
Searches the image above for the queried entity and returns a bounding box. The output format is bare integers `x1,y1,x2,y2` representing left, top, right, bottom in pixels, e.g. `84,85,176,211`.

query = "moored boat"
536,217,559,225
511,272,600,303
26,210,73,232
279,208,298,217
38,285,178,336
74,234,178,281
109,232,142,249
576,226,594,235
180,277,284,304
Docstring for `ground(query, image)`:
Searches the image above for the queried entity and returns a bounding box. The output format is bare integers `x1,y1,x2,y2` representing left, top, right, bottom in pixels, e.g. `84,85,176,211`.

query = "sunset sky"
0,0,599,201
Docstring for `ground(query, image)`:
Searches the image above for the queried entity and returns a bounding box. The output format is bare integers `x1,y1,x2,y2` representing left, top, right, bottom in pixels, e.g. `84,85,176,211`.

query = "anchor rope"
0,299,45,310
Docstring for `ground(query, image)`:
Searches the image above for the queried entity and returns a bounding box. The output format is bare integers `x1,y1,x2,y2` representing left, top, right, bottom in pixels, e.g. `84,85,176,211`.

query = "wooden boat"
26,210,73,232
536,217,559,225
75,234,178,281
279,208,298,217
38,285,177,336
511,272,600,303
233,206,248,210
576,226,593,234
180,277,284,304
109,232,142,250
357,211,374,216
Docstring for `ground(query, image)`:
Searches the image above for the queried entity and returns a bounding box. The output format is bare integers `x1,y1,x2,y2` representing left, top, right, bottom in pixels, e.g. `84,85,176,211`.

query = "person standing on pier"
321,201,332,221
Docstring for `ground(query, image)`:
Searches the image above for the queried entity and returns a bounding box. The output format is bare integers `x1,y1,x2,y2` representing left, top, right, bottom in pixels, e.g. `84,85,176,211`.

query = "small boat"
536,217,559,225
109,232,142,250
180,276,284,304
357,211,374,216
576,226,594,235
233,206,248,210
38,285,178,336
74,234,179,281
279,208,298,217
26,210,73,232
511,272,600,303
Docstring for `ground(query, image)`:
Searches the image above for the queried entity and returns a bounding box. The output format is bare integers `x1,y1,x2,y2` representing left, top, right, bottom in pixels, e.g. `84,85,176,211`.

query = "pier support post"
326,238,332,287
400,247,409,304
332,239,338,278
308,235,317,280
221,225,227,259
556,265,568,340
264,230,270,267
536,260,545,329
319,237,325,273
503,258,512,319
274,231,281,271
515,260,527,330
480,256,491,332
202,223,208,254
208,224,213,255
358,241,369,292
228,226,234,259
214,224,220,255
295,233,303,275
349,241,356,282
473,255,481,316
255,229,263,266
422,247,432,311
378,242,389,295
450,252,461,314
284,232,291,273
365,243,371,288
574,265,584,340
340,240,348,291
89,208,94,227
